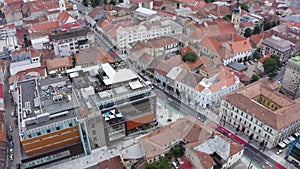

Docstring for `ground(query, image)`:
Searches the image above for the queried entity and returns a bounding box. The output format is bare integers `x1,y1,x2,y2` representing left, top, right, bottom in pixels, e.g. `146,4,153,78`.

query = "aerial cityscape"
0,0,299,168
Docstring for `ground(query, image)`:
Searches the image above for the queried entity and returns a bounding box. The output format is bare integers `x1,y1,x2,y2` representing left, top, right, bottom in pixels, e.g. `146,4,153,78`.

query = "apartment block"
219,78,300,149
281,56,300,99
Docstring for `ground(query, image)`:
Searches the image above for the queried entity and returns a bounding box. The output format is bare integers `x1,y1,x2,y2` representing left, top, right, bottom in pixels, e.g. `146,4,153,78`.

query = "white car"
276,149,284,155
9,148,13,153
11,112,14,117
9,154,13,161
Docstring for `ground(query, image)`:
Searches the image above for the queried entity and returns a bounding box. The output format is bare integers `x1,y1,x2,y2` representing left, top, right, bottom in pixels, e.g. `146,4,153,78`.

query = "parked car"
9,125,13,132
8,135,12,141
11,112,14,117
9,141,14,148
276,149,284,155
9,154,13,161
9,148,13,153
16,163,20,169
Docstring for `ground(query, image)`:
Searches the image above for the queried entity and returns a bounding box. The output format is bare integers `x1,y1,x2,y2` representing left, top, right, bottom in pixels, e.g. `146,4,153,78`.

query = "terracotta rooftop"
29,1,59,13
193,150,215,169
57,10,75,24
231,39,253,54
97,155,124,169
222,78,300,130
28,21,59,33
139,116,214,160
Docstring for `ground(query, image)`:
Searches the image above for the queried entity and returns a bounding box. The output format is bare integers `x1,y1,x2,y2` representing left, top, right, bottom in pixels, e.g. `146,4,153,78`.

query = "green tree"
240,3,249,12
109,0,116,5
263,20,279,31
253,49,261,60
263,55,281,74
182,52,197,62
250,74,260,83
253,25,261,34
222,15,231,21
145,157,171,169
82,0,88,7
172,145,184,159
204,0,215,3
244,28,253,38
103,0,108,5
141,70,145,74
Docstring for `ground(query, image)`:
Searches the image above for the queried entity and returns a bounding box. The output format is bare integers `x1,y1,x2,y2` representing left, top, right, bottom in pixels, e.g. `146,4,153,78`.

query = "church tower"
231,0,241,32
59,0,66,11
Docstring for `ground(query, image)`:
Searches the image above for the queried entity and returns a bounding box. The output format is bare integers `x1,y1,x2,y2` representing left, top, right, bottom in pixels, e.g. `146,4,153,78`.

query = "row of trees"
244,26,261,38
244,20,280,38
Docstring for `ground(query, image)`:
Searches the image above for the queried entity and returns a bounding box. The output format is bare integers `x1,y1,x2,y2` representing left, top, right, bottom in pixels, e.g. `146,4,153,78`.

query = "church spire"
233,0,241,14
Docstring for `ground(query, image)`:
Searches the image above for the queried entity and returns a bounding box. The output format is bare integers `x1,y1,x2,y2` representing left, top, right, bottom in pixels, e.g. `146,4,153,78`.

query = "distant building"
220,78,300,149
260,36,295,63
52,27,94,57
96,15,182,54
281,56,300,99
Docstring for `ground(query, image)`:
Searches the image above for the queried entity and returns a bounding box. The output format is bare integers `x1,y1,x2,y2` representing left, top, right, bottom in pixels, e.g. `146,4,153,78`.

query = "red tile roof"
98,156,124,169
231,39,253,54
29,1,59,13
28,21,59,33
194,150,216,169
178,157,193,169
57,10,75,24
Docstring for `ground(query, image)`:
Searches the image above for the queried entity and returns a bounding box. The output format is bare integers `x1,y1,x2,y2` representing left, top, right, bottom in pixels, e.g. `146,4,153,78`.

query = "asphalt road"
3,65,21,168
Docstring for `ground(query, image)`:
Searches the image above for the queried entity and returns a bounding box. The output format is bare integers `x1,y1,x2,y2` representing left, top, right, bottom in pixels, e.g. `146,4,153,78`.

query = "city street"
3,67,21,168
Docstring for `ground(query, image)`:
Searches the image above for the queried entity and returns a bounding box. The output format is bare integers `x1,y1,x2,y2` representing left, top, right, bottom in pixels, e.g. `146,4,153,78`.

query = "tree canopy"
263,55,281,74
253,25,261,35
145,157,171,169
182,52,197,62
240,3,249,12
244,28,253,38
250,74,260,83
263,20,280,31
82,0,88,7
172,145,184,159
253,49,261,60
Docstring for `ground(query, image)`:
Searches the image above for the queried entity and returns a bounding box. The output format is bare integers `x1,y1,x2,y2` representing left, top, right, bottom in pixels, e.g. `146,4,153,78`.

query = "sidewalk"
241,156,261,169
221,123,297,169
